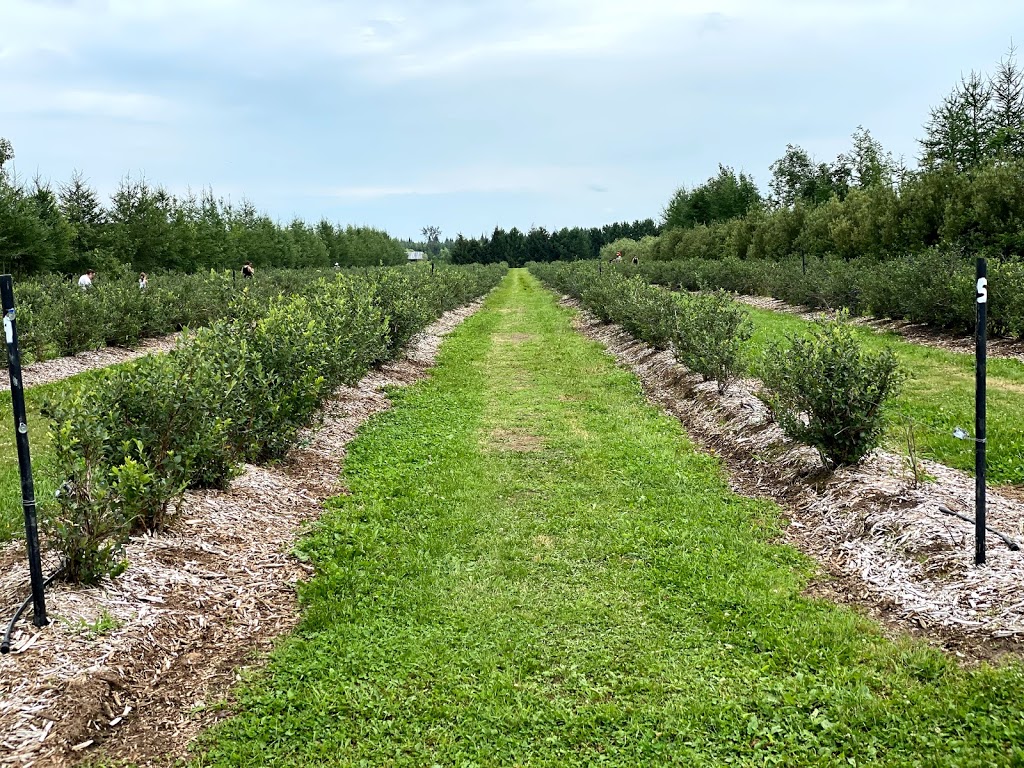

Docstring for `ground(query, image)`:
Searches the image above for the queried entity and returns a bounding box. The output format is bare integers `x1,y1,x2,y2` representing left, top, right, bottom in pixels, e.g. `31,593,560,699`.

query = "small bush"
673,290,752,393
758,313,904,467
531,262,752,390
43,391,129,585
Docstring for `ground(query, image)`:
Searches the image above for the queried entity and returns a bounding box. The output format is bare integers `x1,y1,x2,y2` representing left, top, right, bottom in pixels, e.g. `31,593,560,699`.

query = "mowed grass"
194,270,1024,767
744,307,1024,486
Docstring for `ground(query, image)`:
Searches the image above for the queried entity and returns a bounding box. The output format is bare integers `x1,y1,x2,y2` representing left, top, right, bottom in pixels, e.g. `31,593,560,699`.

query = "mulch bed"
0,335,182,393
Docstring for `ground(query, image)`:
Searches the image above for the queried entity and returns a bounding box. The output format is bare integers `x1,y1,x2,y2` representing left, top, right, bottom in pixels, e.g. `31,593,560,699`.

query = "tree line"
0,142,406,276
447,220,660,266
648,45,1024,264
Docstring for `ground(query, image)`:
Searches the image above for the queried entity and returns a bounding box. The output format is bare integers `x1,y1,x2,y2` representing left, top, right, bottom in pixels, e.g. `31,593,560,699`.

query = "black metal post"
0,276,47,625
975,257,988,566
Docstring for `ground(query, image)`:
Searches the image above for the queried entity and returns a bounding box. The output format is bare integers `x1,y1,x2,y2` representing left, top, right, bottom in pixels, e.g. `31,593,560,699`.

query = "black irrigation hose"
1,563,65,654
938,505,1021,552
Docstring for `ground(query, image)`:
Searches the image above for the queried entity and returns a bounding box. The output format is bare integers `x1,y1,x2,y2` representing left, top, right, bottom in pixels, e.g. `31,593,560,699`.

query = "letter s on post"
977,277,988,304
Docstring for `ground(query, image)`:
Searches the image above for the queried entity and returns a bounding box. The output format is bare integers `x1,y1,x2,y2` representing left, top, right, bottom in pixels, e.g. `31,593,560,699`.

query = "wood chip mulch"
566,298,1024,661
0,301,482,767
0,334,183,393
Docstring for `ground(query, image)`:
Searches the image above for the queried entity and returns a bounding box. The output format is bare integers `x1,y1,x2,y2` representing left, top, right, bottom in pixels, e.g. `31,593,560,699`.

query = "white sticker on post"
977,277,988,304
3,313,12,344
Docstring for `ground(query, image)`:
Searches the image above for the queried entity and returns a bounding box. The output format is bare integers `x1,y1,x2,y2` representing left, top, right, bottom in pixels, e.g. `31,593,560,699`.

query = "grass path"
743,306,1024,485
195,270,1024,767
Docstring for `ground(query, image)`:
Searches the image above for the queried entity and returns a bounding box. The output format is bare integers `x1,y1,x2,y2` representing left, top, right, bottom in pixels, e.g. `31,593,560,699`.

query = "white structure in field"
406,250,427,261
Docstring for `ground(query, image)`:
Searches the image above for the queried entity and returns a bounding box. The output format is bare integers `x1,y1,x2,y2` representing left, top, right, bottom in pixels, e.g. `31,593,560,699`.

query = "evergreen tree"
488,227,511,264
59,170,107,272
989,44,1024,159
921,71,994,171
0,175,48,275
0,138,13,171
195,188,230,269
768,145,848,208
106,175,175,271
664,165,761,228
842,127,896,189
29,177,73,273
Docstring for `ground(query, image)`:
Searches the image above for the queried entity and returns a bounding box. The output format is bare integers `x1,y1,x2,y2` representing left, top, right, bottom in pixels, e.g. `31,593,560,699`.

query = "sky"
2,0,1023,241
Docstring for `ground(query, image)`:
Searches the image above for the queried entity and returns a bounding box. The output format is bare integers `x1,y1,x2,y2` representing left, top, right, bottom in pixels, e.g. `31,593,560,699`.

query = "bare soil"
484,428,545,452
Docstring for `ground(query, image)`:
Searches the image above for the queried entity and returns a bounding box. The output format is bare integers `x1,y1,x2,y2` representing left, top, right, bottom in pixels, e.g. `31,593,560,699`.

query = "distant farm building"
406,250,427,261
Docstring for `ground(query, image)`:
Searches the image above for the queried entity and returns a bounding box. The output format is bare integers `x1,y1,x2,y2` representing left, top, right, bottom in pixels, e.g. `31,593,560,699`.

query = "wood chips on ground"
0,334,182,393
565,297,1024,660
0,302,482,767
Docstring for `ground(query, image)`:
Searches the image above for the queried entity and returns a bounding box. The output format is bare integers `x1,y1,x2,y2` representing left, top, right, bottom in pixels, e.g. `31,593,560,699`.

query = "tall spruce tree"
59,170,107,272
990,44,1024,159
921,71,994,171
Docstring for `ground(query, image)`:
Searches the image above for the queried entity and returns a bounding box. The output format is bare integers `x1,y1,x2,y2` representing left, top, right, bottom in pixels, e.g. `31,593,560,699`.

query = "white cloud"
0,84,180,122
320,163,614,200
5,0,986,84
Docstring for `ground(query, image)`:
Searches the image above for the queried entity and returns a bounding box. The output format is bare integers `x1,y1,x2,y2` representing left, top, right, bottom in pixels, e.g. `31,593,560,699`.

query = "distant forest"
0,145,411,276
0,139,657,276
399,218,660,266
443,219,660,266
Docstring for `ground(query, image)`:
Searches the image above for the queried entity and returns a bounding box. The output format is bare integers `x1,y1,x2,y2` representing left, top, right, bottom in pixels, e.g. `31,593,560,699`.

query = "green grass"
193,270,1024,767
0,367,112,541
744,307,1024,485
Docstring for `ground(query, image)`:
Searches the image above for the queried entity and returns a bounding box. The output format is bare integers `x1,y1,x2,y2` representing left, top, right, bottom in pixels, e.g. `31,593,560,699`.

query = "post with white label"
0,275,47,625
975,258,988,566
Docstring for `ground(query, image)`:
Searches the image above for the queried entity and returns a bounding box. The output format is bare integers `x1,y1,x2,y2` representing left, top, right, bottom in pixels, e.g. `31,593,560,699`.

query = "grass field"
194,270,1024,767
744,307,1024,485
0,382,68,542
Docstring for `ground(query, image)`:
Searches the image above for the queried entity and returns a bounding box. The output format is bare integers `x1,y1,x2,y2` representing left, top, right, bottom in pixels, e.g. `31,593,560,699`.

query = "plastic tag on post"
3,311,12,344
977,277,988,304
953,427,970,441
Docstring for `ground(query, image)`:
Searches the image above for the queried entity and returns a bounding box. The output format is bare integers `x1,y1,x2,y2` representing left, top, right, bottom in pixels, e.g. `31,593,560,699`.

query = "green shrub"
598,237,657,263
43,264,504,583
371,269,432,355
96,278,148,346
673,290,752,393
758,313,904,467
38,281,106,356
991,258,1024,337
44,391,129,585
531,262,751,388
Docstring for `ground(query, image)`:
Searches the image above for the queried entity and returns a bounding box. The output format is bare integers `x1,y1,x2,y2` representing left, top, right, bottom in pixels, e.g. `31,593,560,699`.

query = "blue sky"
2,0,1022,241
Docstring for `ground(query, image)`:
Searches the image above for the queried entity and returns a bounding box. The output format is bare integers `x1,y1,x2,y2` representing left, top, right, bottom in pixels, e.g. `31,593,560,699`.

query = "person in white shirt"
78,270,95,289
138,272,148,290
